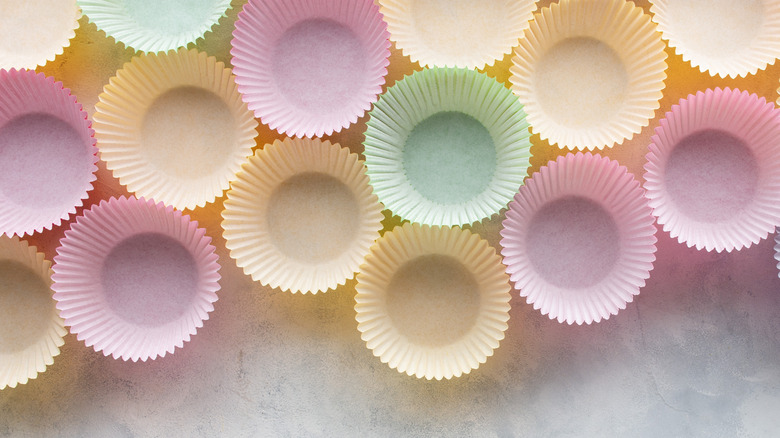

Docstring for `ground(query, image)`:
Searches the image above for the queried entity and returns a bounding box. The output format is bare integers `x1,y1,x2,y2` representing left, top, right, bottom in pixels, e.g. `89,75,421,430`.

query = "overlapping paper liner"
644,88,780,253
363,67,532,227
93,48,258,210
230,0,390,138
378,0,536,69
510,0,667,150
0,0,80,69
355,223,511,380
651,0,780,78
500,153,657,325
0,236,66,389
77,0,231,52
0,69,97,236
221,138,384,294
51,197,221,362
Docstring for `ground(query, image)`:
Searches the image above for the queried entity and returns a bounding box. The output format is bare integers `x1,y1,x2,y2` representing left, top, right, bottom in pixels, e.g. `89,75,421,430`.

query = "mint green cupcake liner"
363,67,532,227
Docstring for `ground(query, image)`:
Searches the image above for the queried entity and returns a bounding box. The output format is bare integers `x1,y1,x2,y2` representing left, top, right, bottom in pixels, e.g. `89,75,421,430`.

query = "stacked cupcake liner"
2,0,780,386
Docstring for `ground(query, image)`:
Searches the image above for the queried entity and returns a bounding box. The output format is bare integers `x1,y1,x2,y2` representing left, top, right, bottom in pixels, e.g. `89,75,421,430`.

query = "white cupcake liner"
78,0,232,52
52,196,221,361
644,88,780,253
222,138,384,294
501,152,657,325
651,0,780,78
0,69,97,236
230,0,391,137
378,0,537,69
0,0,80,69
355,223,511,380
0,236,66,389
93,48,258,210
510,0,668,150
363,67,532,227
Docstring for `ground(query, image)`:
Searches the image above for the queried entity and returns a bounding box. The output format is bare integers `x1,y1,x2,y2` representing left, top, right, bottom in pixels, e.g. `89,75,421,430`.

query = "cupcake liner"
0,69,98,236
651,0,780,78
363,67,532,227
644,88,780,253
0,0,80,69
510,0,668,150
500,152,657,325
378,0,537,69
93,48,258,210
355,223,511,380
0,236,66,389
221,138,384,294
51,196,221,361
77,0,232,52
230,0,391,138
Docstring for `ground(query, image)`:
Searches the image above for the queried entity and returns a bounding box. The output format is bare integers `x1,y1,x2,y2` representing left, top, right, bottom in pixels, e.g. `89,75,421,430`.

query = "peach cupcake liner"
221,138,384,294
501,152,657,325
93,48,258,211
651,0,780,78
363,67,532,227
0,236,66,389
77,0,232,52
231,0,391,137
355,223,511,380
644,88,780,253
52,196,221,361
0,0,80,69
510,0,667,150
0,69,97,236
378,0,537,69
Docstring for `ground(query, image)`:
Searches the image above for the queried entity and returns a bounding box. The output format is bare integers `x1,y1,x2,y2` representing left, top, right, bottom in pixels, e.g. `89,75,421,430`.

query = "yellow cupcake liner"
0,0,80,69
222,138,384,294
93,48,258,210
0,236,66,389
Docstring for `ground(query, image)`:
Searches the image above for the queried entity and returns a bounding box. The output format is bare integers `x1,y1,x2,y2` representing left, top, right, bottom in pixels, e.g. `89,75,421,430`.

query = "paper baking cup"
644,88,780,253
363,67,532,227
222,138,384,294
378,0,536,69
231,0,390,137
501,152,657,325
0,0,80,69
0,69,97,236
77,0,231,52
510,0,667,150
651,0,780,78
52,197,221,361
93,49,258,210
355,223,511,380
0,236,66,390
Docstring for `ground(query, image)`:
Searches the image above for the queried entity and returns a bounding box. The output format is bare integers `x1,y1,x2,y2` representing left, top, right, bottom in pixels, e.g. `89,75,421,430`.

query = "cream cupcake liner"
501,152,657,325
230,0,390,137
355,223,511,380
644,88,780,253
0,69,98,236
651,0,780,78
77,0,232,52
363,67,532,227
378,0,537,69
0,0,80,69
222,138,384,294
93,48,258,210
52,196,221,361
510,0,667,150
0,236,66,389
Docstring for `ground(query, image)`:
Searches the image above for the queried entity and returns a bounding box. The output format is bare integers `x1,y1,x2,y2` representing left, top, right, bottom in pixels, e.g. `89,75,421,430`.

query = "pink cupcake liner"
501,152,657,325
231,0,391,138
644,88,780,252
0,69,97,236
52,196,221,361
